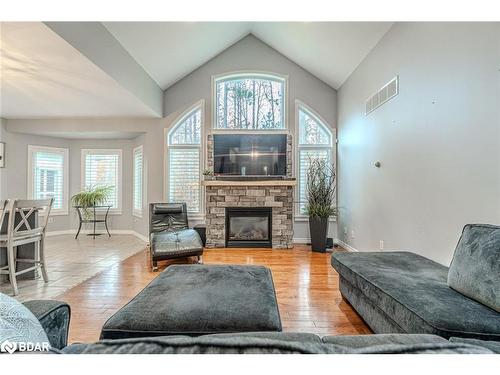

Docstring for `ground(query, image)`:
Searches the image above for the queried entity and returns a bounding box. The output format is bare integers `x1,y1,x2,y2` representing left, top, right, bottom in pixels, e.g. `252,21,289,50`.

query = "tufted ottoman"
100,265,282,339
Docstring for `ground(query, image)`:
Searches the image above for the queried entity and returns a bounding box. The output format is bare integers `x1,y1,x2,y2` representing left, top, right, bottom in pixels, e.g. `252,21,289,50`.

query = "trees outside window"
215,74,285,129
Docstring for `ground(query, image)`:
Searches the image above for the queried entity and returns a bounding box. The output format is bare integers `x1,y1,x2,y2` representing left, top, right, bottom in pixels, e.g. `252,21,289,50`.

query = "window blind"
133,147,143,215
168,148,200,213
32,150,65,210
298,149,330,214
83,151,120,209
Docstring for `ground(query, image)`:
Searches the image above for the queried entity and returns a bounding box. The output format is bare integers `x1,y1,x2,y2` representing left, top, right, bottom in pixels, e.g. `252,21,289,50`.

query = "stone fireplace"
203,133,295,249
203,182,295,249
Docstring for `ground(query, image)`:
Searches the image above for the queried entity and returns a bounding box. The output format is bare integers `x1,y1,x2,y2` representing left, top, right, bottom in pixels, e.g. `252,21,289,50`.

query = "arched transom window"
167,104,203,214
214,73,285,129
297,104,334,215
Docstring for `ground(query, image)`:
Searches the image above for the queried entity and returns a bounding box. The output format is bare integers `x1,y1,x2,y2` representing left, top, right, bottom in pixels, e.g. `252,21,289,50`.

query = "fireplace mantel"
202,179,296,187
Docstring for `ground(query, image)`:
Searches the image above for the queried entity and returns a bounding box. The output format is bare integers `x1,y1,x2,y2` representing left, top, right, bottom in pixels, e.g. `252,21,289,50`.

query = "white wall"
164,34,338,241
0,118,6,200
337,22,500,265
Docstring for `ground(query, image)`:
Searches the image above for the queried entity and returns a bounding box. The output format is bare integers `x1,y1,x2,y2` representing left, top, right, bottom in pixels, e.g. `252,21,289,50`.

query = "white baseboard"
47,229,148,243
334,238,358,252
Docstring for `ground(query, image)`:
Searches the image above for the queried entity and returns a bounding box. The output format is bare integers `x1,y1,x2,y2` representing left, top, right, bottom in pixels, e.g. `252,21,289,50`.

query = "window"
133,146,143,217
297,104,334,215
214,73,285,129
81,149,122,212
28,145,69,215
167,103,203,214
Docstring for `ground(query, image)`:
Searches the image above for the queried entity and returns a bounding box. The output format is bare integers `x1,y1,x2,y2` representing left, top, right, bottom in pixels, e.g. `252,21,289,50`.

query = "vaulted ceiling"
0,22,393,119
104,22,392,90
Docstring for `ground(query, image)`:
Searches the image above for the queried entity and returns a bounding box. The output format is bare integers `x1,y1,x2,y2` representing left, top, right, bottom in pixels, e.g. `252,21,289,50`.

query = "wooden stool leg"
7,244,19,296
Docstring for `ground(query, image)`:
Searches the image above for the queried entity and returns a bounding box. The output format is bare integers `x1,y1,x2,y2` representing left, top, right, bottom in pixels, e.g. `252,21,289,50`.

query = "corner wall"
337,22,500,264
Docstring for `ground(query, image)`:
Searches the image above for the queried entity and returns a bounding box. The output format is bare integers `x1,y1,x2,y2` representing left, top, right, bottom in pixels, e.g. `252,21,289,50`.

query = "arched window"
214,73,286,129
297,103,334,214
167,103,203,214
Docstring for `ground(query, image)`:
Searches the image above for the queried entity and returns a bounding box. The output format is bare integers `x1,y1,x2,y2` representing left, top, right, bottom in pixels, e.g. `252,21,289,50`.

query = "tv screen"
213,134,287,176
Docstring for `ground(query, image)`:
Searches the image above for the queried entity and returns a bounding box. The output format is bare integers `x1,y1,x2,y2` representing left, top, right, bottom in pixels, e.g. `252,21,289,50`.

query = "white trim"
132,145,143,218
334,238,359,252
164,100,205,215
294,100,336,216
211,71,289,131
27,144,69,215
81,148,123,213
46,229,148,243
292,237,310,244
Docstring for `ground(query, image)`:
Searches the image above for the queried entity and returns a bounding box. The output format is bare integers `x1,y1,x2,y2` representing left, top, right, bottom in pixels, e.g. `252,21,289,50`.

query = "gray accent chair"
149,203,203,271
331,224,500,341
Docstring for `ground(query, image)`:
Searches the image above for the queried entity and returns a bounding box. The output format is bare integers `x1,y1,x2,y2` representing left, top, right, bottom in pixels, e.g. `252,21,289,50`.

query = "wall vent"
365,76,399,115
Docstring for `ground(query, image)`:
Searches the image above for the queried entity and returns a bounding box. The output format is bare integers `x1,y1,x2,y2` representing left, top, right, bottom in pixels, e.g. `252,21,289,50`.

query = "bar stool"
0,198,53,296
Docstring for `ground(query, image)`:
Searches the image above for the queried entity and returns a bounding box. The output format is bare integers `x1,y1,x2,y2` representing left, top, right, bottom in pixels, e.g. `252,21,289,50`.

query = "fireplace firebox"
225,207,272,248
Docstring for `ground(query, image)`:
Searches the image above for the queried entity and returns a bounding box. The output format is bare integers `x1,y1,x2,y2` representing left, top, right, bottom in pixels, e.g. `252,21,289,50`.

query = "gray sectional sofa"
18,301,500,353
332,224,500,342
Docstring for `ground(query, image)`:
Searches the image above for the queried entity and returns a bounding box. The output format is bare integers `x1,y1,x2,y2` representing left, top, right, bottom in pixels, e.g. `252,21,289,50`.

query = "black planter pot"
309,216,329,252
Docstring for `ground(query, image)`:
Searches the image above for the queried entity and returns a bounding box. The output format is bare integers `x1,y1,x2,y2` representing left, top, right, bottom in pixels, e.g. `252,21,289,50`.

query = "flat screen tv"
213,134,287,177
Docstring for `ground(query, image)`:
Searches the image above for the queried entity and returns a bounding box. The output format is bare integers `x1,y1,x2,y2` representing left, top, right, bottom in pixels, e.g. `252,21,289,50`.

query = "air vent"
365,76,399,115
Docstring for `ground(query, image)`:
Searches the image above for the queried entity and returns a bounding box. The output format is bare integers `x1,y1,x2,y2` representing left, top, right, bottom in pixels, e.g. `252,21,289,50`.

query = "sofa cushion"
61,333,492,354
100,265,282,339
447,224,500,312
322,333,447,348
0,292,50,352
332,252,500,340
449,337,500,354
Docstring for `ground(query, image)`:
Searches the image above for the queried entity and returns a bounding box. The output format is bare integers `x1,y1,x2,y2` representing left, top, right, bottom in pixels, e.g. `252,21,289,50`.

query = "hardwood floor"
56,245,371,343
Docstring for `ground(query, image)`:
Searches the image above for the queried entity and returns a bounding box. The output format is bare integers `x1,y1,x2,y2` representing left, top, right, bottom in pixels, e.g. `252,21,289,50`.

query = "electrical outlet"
48,217,54,224
343,226,348,238
351,230,355,239
379,240,384,251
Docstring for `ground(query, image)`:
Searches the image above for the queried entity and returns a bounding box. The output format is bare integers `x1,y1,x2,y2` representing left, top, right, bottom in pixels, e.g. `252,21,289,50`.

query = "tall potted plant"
305,158,337,252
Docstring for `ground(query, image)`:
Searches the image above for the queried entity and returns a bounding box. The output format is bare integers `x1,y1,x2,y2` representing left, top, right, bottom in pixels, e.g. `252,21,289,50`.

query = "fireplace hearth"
225,207,272,248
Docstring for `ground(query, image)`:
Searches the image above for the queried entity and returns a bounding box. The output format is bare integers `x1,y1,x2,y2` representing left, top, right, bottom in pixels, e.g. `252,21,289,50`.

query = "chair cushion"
0,292,50,353
447,224,500,312
151,229,203,257
100,265,282,339
449,337,500,354
332,251,500,340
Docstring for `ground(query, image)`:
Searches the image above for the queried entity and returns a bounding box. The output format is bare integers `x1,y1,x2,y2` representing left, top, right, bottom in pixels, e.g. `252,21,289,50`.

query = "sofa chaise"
332,224,500,341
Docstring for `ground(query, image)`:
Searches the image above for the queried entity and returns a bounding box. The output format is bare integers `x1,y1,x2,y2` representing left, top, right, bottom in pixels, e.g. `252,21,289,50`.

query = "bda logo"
1,340,17,354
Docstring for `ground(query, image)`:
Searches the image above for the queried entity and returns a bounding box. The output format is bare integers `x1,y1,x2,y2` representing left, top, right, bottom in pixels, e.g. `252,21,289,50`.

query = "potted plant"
305,158,337,252
202,169,214,180
71,185,114,219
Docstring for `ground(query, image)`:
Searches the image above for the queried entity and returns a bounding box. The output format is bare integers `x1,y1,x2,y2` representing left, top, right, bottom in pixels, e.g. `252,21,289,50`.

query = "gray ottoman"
100,265,282,339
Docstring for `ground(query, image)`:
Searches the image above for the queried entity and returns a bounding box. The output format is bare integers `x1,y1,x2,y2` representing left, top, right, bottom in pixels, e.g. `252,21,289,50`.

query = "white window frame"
294,100,336,220
81,149,123,214
27,145,69,216
212,71,288,131
164,100,204,219
132,145,144,218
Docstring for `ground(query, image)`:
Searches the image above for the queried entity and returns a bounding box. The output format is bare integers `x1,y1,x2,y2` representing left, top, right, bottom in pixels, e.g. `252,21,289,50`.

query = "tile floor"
0,234,147,301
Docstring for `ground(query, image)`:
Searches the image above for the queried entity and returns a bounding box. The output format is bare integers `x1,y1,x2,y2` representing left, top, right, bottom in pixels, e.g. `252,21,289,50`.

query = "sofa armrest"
23,300,71,350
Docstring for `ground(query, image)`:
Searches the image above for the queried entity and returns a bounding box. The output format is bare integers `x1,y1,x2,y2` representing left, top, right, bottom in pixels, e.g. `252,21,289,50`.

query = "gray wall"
164,34,338,240
337,23,500,265
1,119,163,236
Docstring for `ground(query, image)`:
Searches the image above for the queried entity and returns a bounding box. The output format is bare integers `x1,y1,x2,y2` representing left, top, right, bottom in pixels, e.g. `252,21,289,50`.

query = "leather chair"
148,203,203,271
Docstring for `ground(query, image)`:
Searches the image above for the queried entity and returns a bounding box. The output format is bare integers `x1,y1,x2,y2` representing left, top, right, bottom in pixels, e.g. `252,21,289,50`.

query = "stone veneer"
205,185,294,249
205,134,294,249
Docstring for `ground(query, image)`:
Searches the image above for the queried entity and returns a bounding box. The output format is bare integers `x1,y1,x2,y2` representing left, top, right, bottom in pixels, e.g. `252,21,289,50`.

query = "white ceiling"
104,22,393,90
0,22,158,119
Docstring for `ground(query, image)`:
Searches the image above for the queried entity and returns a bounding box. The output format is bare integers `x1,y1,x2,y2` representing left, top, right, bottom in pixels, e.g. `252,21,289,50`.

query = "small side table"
74,205,112,239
